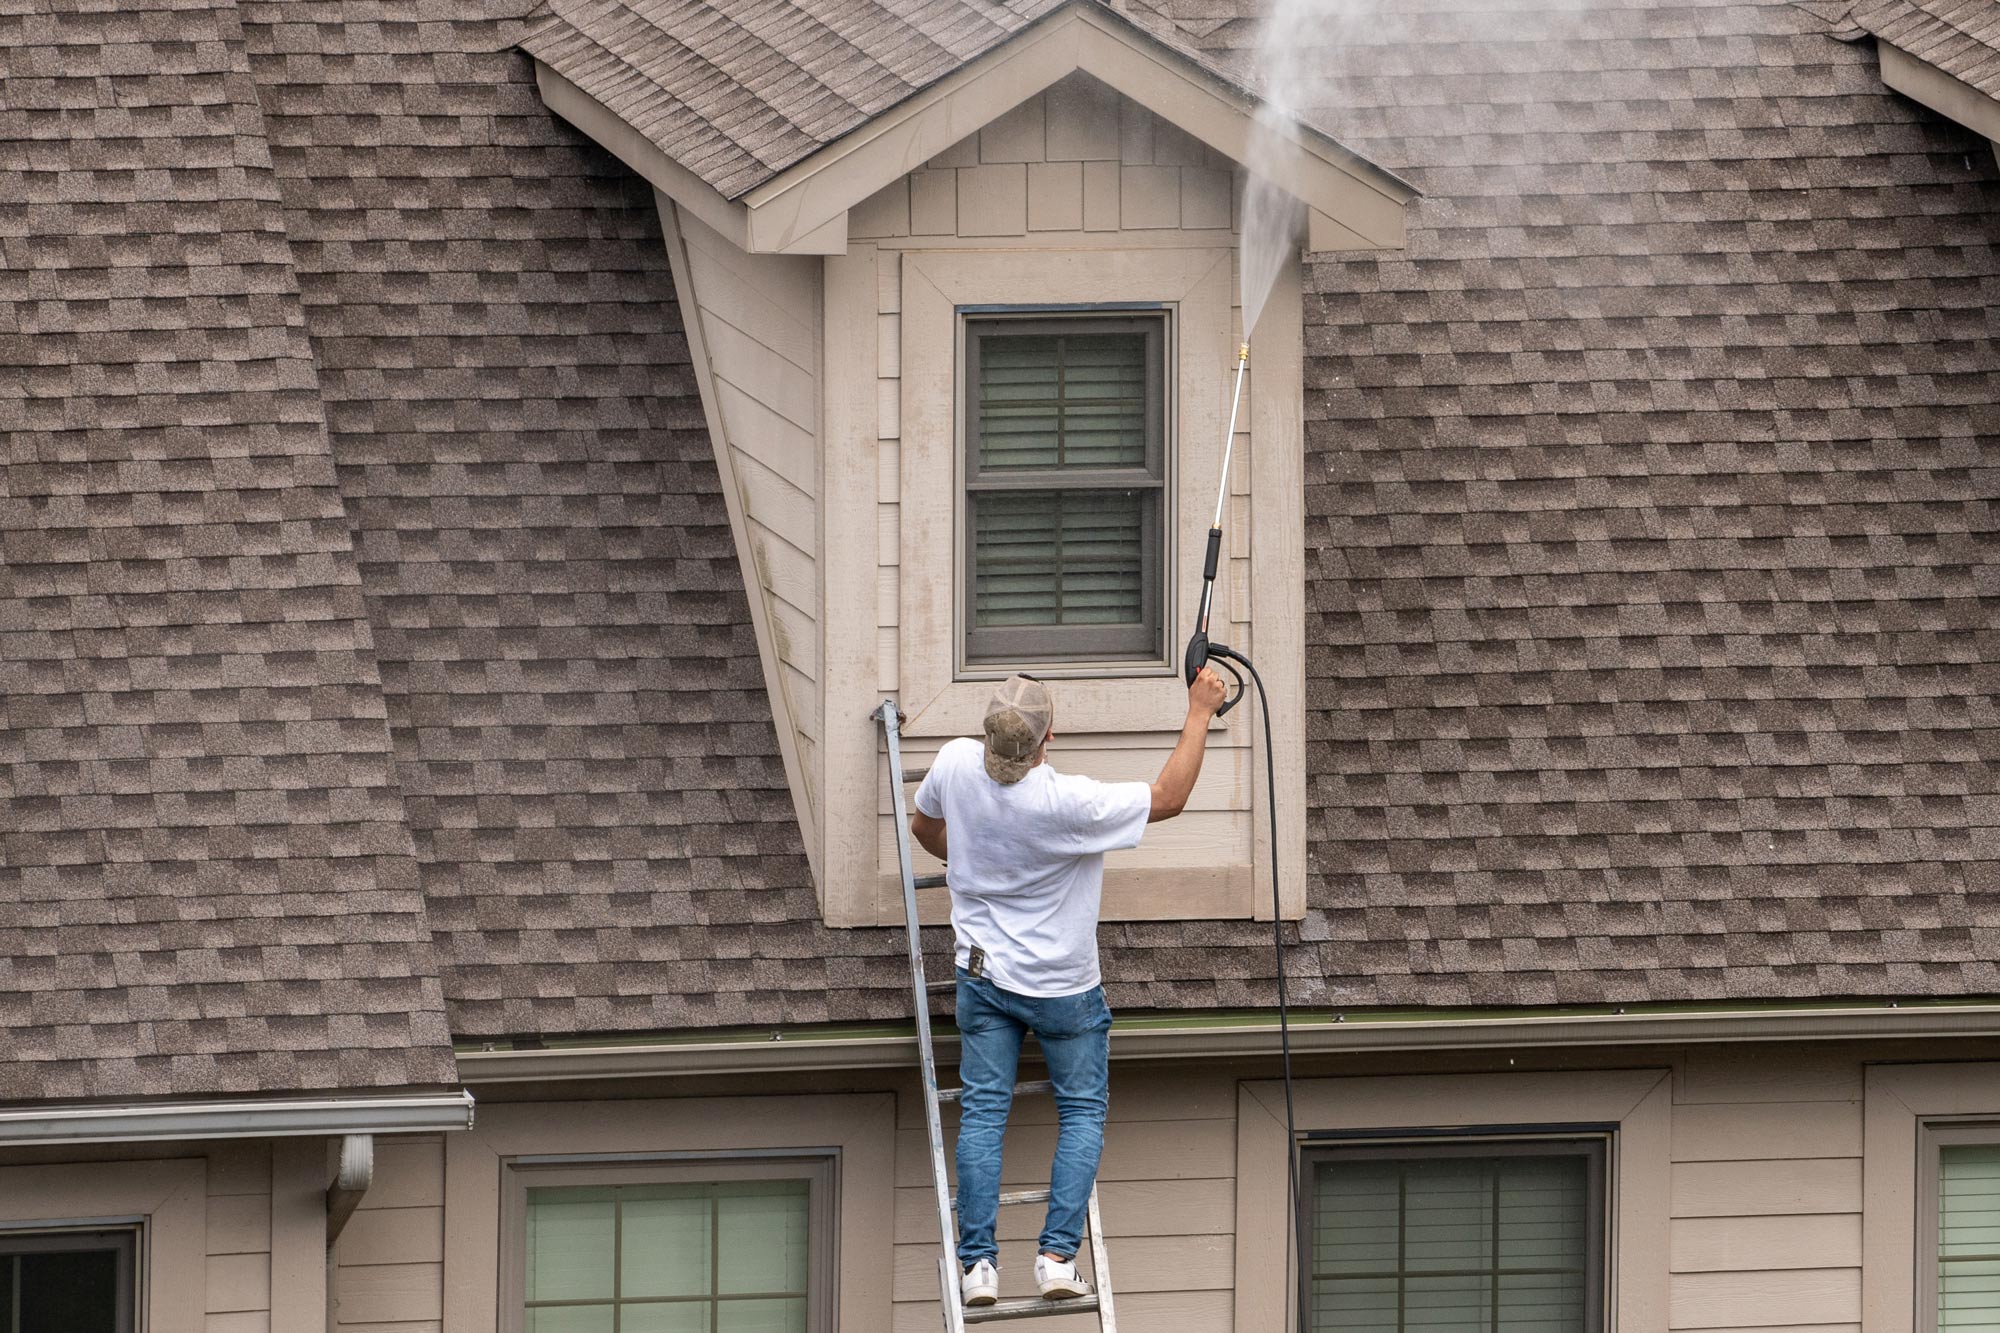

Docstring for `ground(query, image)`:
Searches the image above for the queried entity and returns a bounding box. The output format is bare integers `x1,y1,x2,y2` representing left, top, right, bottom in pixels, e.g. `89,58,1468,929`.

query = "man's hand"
1187,665,1227,718
1150,667,1226,822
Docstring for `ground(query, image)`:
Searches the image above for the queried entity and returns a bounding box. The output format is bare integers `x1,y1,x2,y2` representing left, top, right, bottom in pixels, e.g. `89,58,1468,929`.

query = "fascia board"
1877,38,2000,142
0,1091,476,1148
532,61,753,251
455,1003,2000,1083
740,4,1415,255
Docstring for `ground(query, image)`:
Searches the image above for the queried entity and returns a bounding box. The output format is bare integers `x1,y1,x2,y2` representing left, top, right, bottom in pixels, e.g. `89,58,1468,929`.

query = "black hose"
1213,647,1302,1323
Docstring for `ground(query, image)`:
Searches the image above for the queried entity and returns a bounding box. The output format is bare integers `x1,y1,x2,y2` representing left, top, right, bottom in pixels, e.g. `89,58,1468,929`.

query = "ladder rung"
902,767,928,784
939,1079,1054,1104
926,979,956,993
951,1187,1052,1212
965,1294,1100,1323
913,873,947,889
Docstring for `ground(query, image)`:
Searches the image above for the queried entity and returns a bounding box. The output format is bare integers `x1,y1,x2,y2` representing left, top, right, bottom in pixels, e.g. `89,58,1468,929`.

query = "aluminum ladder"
877,701,1119,1332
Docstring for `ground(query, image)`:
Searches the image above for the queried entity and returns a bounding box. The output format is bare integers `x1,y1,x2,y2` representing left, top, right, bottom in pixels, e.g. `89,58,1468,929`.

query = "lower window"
509,1157,834,1333
0,1228,137,1333
1928,1127,2000,1331
1302,1138,1605,1333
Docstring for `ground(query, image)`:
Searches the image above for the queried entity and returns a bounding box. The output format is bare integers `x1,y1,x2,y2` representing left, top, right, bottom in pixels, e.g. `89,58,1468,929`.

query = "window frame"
1298,1132,1611,1333
957,306,1174,673
1918,1119,2000,1333
499,1152,837,1333
0,1225,139,1333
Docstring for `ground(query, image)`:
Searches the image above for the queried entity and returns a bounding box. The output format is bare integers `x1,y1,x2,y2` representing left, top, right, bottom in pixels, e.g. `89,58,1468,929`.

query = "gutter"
455,1000,2000,1084
0,1092,475,1149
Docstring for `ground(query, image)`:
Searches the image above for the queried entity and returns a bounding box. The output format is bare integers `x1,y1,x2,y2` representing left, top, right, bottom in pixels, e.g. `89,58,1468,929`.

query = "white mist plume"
1238,0,1354,338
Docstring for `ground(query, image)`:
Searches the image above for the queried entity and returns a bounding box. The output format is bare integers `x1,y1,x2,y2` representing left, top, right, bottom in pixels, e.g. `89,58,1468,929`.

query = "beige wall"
0,1137,336,1333
820,74,1308,928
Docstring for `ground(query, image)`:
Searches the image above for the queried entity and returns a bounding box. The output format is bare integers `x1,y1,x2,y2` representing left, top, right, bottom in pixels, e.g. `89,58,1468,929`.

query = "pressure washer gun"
1182,342,1253,718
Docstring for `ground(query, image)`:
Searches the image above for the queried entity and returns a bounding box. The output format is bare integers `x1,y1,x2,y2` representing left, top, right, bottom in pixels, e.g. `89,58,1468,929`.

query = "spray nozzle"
1238,342,1250,365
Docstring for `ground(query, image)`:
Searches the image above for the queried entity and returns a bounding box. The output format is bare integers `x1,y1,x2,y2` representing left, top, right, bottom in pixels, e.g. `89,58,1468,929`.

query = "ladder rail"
1086,1184,1116,1332
877,701,967,1333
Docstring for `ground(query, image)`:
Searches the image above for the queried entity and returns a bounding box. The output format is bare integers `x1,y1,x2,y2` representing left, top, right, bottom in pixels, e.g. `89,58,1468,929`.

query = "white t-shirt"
913,736,1152,997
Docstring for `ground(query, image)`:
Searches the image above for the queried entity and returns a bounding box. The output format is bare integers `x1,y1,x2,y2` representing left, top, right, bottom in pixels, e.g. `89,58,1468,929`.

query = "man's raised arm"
1149,666,1226,822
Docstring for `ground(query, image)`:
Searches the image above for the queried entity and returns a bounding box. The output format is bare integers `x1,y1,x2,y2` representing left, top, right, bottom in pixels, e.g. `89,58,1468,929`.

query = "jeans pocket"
1036,986,1112,1039
955,971,1005,1034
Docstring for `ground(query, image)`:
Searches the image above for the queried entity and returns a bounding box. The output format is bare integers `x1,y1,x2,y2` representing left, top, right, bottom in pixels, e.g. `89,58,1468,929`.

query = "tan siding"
844,79,1271,917
334,1136,447,1332
672,206,825,862
1666,1062,1864,1331
890,1066,1238,1330
207,1143,273,1333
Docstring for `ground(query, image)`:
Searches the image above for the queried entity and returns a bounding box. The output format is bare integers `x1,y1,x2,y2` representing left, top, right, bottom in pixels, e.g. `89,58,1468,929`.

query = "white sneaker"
1034,1253,1091,1300
961,1258,999,1306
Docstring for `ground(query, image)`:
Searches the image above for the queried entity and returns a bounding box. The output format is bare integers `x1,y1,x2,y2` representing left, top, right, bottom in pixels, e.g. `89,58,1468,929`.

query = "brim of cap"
983,745,1034,784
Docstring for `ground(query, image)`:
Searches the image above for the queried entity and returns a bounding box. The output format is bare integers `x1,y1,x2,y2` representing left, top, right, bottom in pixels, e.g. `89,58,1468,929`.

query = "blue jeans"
953,968,1112,1265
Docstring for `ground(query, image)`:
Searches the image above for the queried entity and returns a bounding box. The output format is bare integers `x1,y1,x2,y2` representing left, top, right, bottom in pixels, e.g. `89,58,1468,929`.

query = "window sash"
0,1228,138,1333
1923,1123,2000,1333
503,1157,835,1333
1300,1138,1607,1333
961,313,1169,667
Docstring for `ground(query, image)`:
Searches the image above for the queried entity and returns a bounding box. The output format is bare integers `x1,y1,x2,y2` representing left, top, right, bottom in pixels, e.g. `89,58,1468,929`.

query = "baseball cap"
982,674,1053,784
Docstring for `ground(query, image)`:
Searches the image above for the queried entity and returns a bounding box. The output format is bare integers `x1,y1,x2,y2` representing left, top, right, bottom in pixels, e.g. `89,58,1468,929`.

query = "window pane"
1311,1277,1398,1333
524,1307,614,1333
621,1185,712,1299
715,1297,808,1333
527,1189,617,1303
1404,1273,1487,1332
622,1303,711,1333
972,490,1145,629
977,331,1147,472
1499,1272,1586,1332
17,1249,120,1333
1311,1149,1596,1333
716,1181,810,1295
1403,1158,1491,1271
1942,1145,2000,1328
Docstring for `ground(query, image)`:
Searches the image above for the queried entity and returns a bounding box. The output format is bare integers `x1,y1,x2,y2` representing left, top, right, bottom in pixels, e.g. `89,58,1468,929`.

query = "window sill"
875,864,1253,926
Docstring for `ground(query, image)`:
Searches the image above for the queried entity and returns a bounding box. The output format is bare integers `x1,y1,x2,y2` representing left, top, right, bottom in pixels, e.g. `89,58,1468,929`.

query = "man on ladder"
909,668,1229,1309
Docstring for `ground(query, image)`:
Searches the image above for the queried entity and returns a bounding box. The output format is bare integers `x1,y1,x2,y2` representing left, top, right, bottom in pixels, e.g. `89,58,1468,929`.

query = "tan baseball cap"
982,674,1053,784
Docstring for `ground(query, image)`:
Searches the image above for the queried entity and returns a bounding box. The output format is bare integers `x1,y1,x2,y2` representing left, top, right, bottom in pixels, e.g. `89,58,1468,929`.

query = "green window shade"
1940,1145,2000,1328
973,490,1145,628
977,332,1148,470
1311,1153,1592,1333
527,1180,811,1333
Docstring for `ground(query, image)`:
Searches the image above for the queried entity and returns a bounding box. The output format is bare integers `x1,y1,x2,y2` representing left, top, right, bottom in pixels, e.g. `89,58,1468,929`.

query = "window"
962,312,1167,667
1302,1140,1605,1333
1924,1127,2000,1332
509,1157,834,1333
0,1229,137,1333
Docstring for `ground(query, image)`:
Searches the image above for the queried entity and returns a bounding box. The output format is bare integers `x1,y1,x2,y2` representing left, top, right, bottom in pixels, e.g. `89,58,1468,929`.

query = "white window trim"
0,1157,204,1333
1234,1069,1671,1332
1863,1061,2000,1333
1917,1120,2000,1333
442,1094,894,1333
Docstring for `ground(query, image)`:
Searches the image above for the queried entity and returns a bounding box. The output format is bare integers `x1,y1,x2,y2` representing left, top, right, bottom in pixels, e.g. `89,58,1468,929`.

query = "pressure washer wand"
1183,342,1252,717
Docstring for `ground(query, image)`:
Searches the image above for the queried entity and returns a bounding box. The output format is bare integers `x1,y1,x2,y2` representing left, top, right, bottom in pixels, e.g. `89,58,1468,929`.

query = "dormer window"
964,312,1168,669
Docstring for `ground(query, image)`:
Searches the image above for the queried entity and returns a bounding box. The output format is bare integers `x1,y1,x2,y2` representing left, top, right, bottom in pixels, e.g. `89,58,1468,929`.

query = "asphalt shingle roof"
1848,0,2000,96
0,0,456,1101
2,0,1995,1083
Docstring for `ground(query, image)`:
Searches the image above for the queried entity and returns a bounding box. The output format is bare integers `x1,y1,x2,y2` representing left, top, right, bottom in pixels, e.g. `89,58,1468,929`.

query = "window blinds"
1311,1153,1590,1333
1940,1144,2000,1328
966,321,1162,657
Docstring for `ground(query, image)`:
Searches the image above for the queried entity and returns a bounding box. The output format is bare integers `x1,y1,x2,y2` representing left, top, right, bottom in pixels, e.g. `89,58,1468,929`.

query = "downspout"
325,1134,374,1246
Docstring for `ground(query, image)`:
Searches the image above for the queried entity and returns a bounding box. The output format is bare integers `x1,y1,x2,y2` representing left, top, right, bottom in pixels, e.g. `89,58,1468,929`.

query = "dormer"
523,0,1415,926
